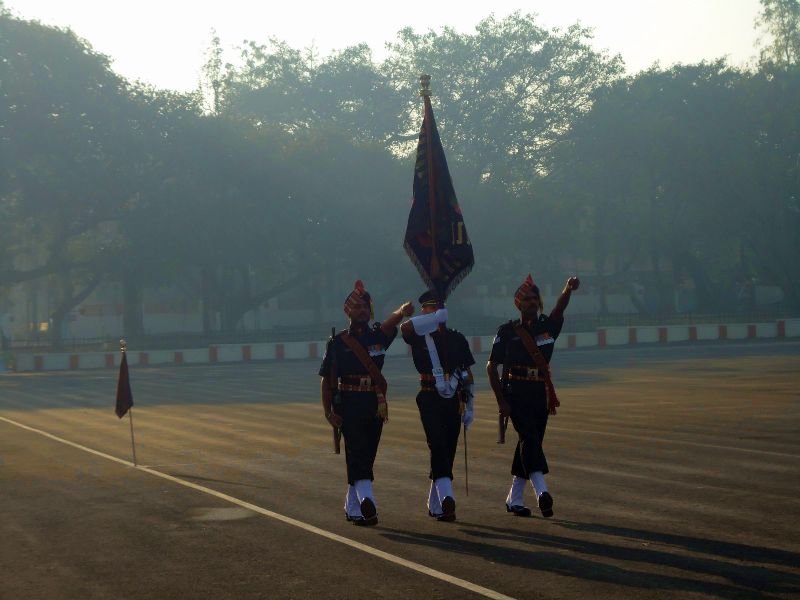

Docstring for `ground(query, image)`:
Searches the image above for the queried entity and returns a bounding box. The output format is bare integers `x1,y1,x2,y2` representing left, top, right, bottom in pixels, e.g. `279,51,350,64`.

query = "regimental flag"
404,93,474,302
115,352,133,418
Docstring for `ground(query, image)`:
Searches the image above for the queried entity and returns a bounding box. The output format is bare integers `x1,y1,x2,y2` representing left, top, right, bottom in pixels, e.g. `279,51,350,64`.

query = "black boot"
538,492,553,518
437,496,456,522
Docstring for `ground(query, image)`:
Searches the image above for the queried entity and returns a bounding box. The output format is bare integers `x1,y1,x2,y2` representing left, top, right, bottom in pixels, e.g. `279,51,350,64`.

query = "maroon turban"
514,274,541,311
343,280,373,319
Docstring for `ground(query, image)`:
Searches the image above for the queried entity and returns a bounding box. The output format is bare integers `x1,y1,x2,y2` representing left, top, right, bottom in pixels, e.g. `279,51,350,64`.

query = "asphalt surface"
1,339,799,599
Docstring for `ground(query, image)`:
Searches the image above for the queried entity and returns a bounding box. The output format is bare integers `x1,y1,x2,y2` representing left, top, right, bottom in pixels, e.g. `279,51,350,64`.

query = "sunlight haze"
5,0,763,92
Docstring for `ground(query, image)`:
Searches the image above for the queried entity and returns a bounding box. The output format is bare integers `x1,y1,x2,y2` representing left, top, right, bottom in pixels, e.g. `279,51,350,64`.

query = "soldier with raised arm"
486,274,580,518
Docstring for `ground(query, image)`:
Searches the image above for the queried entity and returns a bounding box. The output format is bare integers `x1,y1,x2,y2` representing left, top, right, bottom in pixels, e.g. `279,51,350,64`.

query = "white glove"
410,308,448,335
462,384,475,431
462,407,474,431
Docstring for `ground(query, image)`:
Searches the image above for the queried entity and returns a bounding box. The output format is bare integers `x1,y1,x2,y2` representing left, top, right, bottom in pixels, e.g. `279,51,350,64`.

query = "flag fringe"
404,241,473,300
403,241,435,292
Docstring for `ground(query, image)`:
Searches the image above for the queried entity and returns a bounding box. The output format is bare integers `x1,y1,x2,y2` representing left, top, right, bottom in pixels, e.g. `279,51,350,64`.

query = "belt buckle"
359,376,370,387
432,367,444,378
527,367,538,378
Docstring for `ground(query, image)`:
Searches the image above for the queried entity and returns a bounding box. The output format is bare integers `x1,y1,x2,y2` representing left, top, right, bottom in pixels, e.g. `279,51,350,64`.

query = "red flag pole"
121,340,138,466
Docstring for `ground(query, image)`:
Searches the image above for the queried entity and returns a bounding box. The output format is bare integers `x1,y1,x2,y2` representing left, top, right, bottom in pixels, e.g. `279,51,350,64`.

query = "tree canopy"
1,9,798,347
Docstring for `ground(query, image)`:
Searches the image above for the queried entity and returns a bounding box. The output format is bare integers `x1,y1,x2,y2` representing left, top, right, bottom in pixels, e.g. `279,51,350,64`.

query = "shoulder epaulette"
496,320,512,335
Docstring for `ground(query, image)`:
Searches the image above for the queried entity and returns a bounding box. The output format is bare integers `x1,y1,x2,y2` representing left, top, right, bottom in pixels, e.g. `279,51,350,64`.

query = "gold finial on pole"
120,338,127,354
419,74,432,97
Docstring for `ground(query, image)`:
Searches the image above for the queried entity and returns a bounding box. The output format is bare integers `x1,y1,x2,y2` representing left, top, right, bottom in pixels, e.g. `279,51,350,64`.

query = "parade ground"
1,340,799,600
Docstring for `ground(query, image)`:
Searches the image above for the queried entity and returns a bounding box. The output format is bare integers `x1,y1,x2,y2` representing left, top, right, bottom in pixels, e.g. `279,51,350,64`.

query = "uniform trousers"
416,390,462,481
339,391,383,484
507,381,550,477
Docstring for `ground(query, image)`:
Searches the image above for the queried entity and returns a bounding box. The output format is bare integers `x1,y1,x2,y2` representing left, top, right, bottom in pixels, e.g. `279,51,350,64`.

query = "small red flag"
115,353,133,418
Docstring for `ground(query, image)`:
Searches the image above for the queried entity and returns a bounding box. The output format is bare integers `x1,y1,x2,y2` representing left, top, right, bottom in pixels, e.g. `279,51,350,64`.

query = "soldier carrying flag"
401,75,476,522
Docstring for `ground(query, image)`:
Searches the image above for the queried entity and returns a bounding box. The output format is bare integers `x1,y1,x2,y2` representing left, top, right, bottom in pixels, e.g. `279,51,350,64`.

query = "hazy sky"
5,0,764,92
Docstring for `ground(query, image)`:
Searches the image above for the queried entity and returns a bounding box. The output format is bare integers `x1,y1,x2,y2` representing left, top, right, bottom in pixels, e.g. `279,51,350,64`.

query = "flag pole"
419,74,440,288
121,339,138,466
421,74,466,495
128,407,138,467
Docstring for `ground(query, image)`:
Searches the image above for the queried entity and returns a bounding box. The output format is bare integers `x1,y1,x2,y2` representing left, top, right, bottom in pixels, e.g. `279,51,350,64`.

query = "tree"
737,66,800,309
382,13,624,195
224,39,405,148
550,63,756,314
756,0,800,67
0,13,141,343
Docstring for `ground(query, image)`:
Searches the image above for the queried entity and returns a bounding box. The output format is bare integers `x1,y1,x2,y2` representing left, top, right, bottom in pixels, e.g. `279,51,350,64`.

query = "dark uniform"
319,323,397,485
489,314,563,478
403,327,475,483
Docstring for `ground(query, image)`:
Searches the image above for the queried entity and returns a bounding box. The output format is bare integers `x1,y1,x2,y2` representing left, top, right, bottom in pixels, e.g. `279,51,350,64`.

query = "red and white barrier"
11,318,799,372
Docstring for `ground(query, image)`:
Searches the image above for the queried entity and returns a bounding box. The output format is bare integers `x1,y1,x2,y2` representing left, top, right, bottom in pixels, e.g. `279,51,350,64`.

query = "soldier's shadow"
551,519,800,568
380,518,800,599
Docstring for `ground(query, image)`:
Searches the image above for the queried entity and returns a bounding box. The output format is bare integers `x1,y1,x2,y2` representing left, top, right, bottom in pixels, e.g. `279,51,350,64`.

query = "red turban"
514,274,541,310
343,280,373,319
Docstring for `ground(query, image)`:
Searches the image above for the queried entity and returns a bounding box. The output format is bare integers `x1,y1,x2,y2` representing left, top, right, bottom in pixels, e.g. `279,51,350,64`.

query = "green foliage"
224,39,404,147
756,0,800,67
1,7,799,346
550,60,800,311
382,13,624,193
0,14,132,281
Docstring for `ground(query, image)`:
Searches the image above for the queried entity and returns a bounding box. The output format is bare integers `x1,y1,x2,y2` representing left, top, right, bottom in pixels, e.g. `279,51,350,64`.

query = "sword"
498,414,508,444
463,427,469,496
333,425,341,454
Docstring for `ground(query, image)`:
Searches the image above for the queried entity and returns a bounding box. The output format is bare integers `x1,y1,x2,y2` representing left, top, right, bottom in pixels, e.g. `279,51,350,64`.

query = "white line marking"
0,415,516,600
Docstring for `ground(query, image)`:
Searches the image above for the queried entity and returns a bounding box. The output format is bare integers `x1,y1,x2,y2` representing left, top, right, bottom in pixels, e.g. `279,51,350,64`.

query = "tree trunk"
594,242,608,316
226,269,324,333
200,265,214,335
672,250,715,313
122,271,144,340
650,250,673,315
43,270,103,350
48,275,71,351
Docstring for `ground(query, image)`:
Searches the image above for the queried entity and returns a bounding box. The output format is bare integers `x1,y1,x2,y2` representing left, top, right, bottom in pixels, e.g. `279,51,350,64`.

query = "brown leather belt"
508,373,545,382
340,375,373,385
507,365,545,381
338,383,380,392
